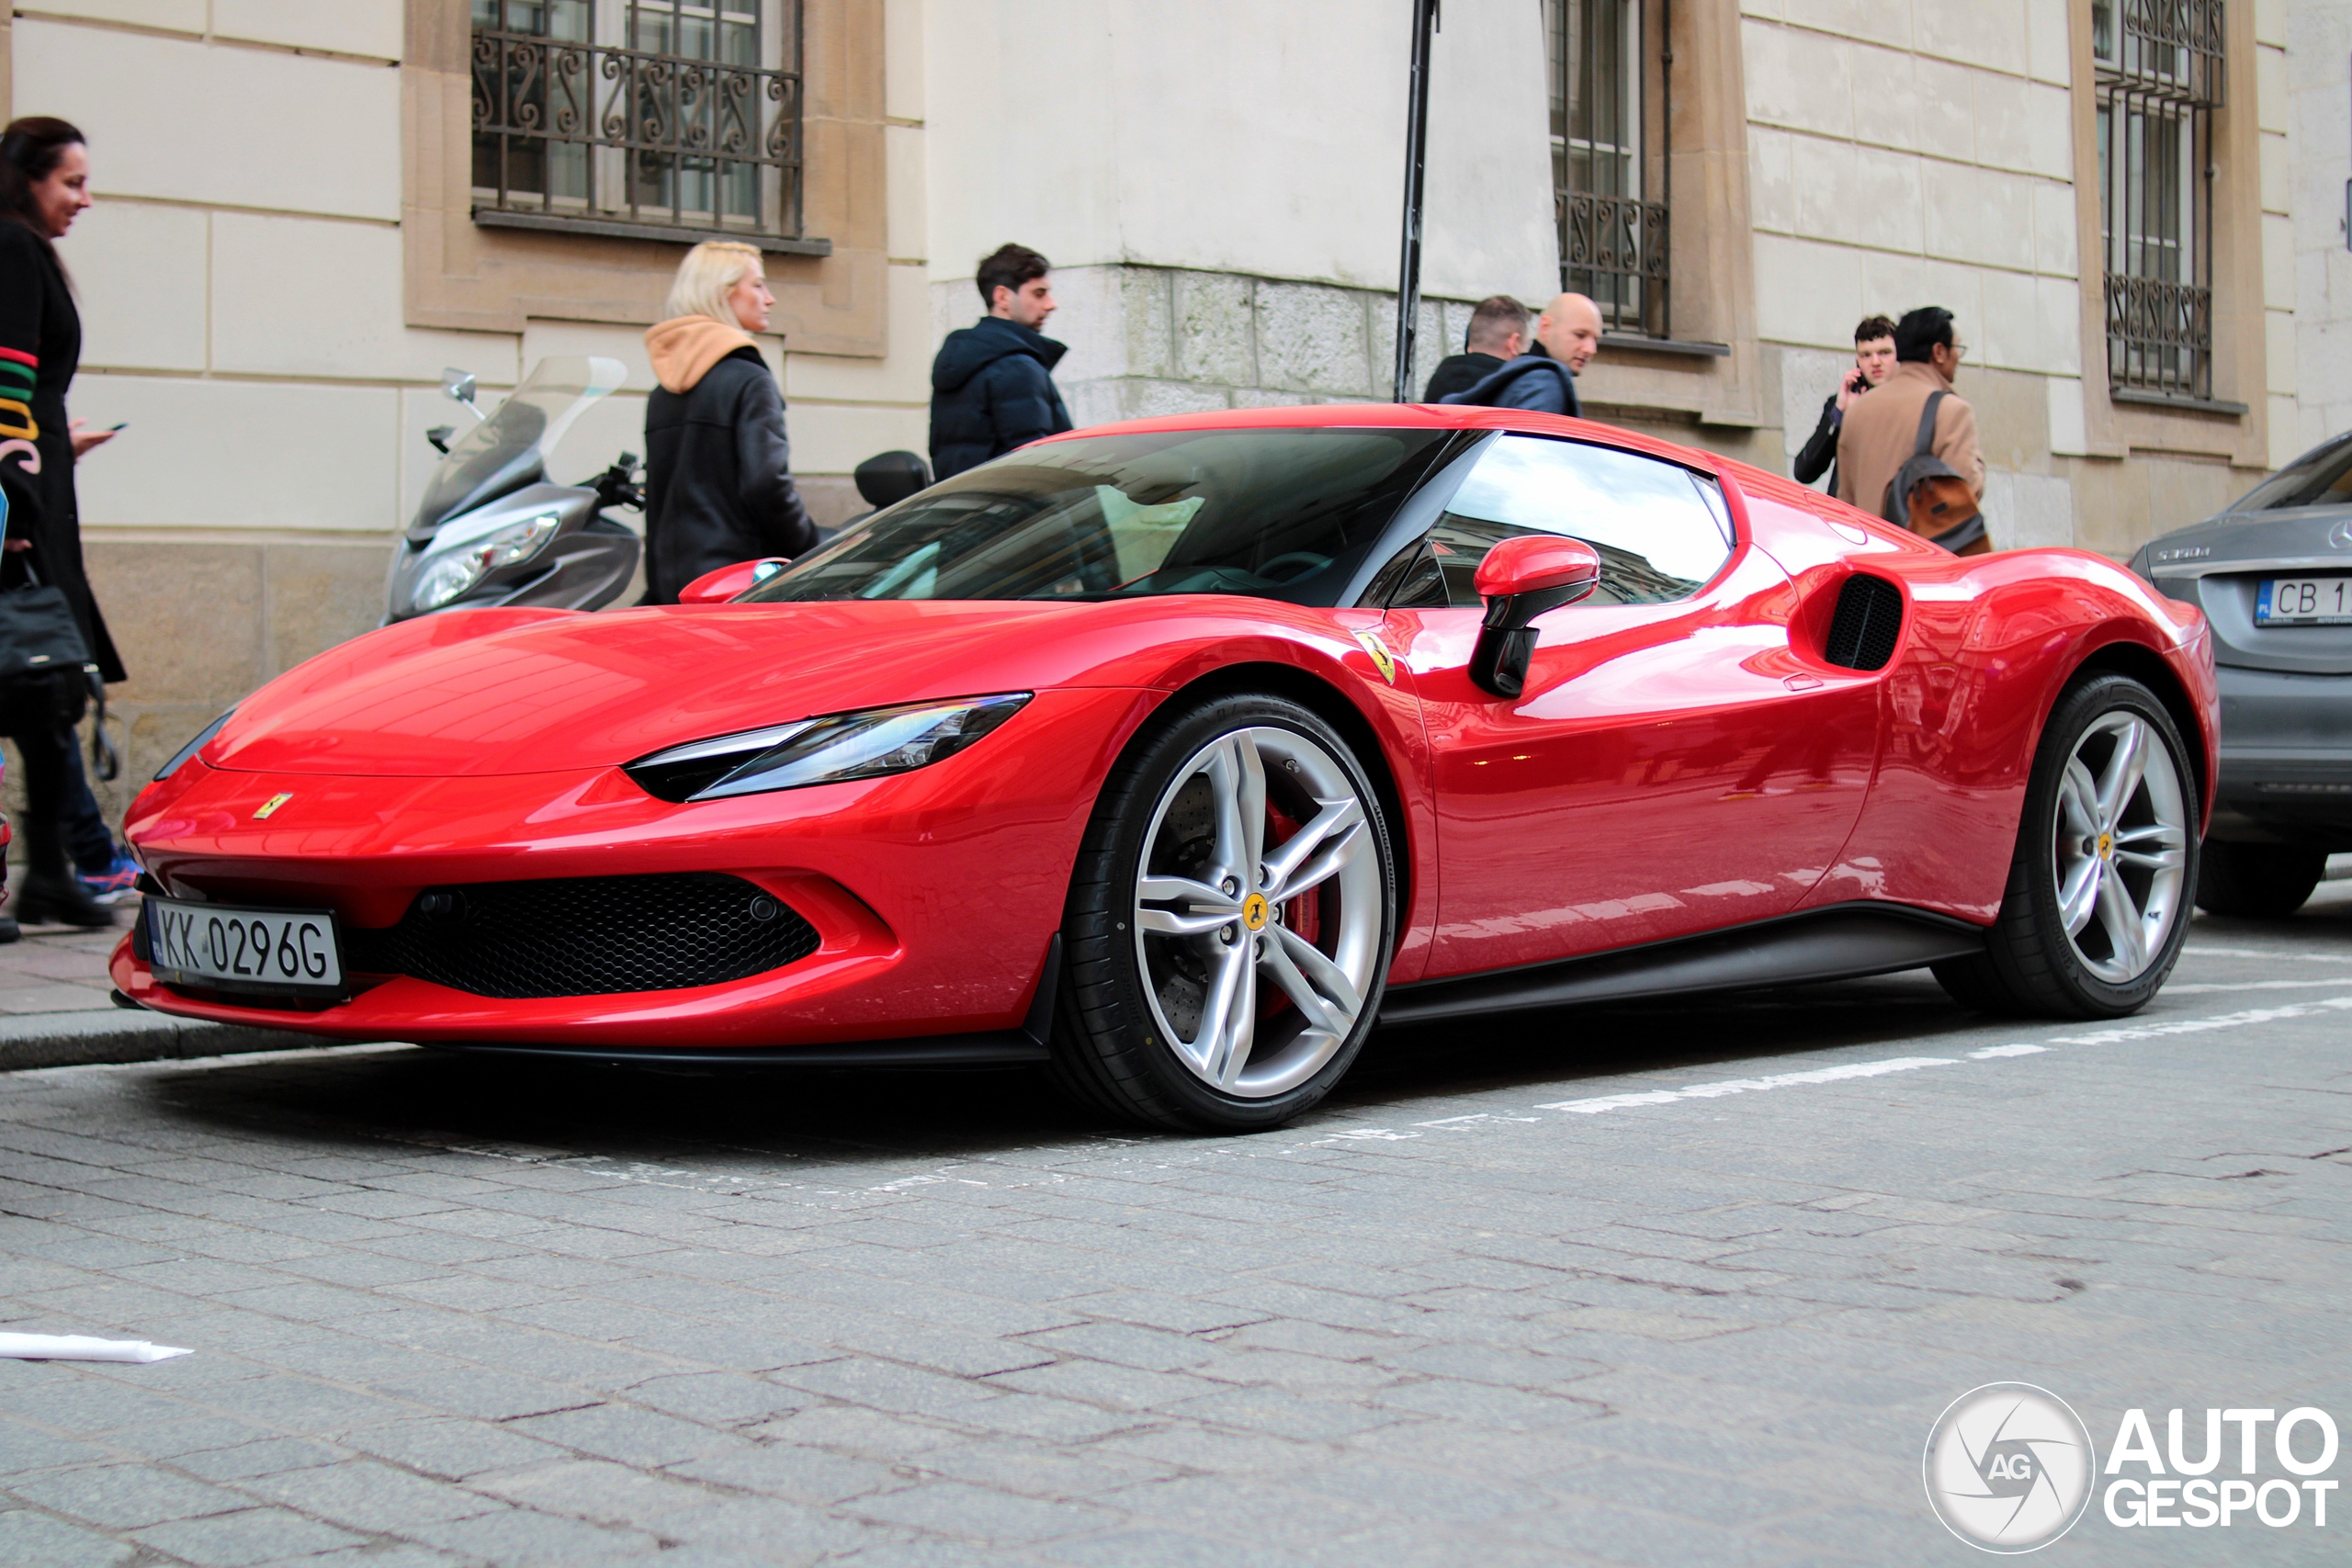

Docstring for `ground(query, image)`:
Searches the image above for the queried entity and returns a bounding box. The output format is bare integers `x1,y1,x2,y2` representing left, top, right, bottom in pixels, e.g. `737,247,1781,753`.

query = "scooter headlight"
408,511,562,614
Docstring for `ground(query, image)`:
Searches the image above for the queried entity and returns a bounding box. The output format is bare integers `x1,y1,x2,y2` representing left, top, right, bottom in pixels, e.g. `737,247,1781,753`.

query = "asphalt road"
2,880,2347,1567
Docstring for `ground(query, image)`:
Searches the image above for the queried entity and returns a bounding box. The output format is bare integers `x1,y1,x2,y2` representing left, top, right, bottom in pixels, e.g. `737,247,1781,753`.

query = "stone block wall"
932,265,1477,427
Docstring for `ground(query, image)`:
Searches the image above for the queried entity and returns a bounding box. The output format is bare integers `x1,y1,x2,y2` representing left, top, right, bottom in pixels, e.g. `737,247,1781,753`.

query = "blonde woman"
641,241,816,602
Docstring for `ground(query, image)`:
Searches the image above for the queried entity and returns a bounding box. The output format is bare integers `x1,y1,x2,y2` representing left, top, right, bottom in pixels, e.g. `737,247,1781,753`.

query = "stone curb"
0,1009,337,1072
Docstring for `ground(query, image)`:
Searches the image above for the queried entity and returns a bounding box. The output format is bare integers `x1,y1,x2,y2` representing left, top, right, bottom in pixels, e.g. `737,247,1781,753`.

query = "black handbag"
0,546,92,737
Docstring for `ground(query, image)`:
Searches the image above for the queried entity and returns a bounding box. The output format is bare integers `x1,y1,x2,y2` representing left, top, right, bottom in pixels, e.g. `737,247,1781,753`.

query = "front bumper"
2209,661,2352,843
116,686,1155,1049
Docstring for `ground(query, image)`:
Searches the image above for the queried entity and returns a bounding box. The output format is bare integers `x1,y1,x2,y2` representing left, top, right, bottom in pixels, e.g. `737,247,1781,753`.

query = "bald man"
1440,292,1600,416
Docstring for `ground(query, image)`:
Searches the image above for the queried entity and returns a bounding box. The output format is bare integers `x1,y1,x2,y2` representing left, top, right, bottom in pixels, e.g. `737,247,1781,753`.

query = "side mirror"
1468,534,1601,697
854,449,932,509
441,368,478,408
677,558,791,606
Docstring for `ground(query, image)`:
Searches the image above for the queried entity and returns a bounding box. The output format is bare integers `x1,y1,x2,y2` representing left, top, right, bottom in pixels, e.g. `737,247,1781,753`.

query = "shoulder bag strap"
1912,389,1947,458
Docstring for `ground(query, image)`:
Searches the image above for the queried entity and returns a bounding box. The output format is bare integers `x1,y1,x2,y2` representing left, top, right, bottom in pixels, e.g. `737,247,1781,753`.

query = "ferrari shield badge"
1352,629,1397,685
253,793,294,819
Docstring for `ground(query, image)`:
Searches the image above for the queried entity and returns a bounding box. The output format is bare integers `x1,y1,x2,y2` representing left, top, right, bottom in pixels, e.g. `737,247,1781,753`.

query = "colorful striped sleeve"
0,249,40,446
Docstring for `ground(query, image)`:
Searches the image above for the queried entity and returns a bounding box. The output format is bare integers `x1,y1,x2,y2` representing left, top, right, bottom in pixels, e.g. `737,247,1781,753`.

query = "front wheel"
1933,673,2198,1018
1053,693,1396,1132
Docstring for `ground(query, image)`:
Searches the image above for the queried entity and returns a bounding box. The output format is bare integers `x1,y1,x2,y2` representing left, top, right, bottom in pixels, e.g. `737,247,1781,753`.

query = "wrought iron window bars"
470,0,824,254
1550,0,1670,340
2095,0,2224,401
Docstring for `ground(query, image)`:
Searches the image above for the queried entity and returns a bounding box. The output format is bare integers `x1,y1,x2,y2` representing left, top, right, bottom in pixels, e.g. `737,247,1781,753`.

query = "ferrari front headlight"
625,694,1033,803
154,709,235,781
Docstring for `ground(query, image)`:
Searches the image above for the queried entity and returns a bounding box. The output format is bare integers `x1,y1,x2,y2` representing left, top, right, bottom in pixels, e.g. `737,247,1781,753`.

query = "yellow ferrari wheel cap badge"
2097,831,2113,859
253,793,293,819
1241,893,1270,931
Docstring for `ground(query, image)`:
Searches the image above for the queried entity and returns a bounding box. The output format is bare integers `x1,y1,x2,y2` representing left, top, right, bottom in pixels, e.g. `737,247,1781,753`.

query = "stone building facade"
0,1,2346,827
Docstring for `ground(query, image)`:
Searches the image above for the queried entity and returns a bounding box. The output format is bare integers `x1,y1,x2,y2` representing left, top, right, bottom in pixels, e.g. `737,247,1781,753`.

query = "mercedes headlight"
625,694,1033,803
155,709,235,781
409,511,561,614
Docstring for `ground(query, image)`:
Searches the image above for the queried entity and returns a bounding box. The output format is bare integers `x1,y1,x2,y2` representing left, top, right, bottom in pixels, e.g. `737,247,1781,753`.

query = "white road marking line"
2048,995,2352,1045
2182,945,2352,962
2165,977,2352,993
1970,1043,2048,1059
1535,1056,1961,1115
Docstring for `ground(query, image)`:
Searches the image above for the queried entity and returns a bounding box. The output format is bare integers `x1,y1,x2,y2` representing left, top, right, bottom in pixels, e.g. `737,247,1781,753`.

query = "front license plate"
145,898,343,995
2255,576,2352,626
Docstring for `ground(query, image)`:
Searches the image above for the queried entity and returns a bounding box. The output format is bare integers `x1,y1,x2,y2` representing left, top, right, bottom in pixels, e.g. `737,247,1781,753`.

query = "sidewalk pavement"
0,898,324,1071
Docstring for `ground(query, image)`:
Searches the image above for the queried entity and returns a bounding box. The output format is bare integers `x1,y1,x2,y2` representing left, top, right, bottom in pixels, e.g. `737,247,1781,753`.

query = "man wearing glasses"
1834,305,1984,539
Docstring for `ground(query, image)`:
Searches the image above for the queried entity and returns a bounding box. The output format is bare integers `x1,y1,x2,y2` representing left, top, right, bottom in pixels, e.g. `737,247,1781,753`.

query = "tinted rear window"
2231,435,2352,512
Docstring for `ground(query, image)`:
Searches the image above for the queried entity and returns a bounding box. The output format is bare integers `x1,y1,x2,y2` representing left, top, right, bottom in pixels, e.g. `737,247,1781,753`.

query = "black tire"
1051,692,1396,1133
2194,840,2326,919
1932,673,2199,1018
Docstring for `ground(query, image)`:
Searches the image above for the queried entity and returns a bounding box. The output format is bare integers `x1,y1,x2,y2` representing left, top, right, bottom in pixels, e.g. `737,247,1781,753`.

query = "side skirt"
1377,902,1987,1028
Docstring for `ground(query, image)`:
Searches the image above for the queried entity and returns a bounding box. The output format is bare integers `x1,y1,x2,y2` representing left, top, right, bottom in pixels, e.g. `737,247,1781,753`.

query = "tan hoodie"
645,316,758,395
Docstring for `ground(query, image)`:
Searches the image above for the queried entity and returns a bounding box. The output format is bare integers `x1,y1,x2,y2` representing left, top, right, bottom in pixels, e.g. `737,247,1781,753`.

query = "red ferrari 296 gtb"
116,405,2217,1131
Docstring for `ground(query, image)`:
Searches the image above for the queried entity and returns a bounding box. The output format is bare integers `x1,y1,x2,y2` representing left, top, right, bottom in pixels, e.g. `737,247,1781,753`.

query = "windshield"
740,427,1455,606
410,355,627,536
2229,433,2352,513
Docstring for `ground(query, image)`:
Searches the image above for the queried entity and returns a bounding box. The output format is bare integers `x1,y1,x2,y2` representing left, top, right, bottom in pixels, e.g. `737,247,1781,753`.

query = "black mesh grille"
345,873,819,998
1823,574,1904,671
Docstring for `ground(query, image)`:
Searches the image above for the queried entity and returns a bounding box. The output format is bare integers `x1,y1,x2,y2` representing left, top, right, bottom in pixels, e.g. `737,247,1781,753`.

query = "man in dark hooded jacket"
930,243,1073,479
1441,292,1601,417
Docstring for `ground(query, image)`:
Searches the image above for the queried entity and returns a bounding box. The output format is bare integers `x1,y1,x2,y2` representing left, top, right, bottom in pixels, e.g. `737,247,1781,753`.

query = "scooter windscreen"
409,356,628,539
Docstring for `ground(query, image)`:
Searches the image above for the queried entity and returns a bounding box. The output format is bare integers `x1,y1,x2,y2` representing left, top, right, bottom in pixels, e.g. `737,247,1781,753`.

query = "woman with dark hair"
0,117,127,929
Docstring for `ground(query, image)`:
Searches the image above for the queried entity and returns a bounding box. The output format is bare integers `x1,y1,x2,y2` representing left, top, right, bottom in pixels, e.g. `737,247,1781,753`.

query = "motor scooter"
384,357,644,625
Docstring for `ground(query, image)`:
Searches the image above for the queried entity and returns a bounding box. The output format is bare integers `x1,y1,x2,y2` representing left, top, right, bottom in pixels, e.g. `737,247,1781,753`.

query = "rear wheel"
2194,840,2326,919
1933,674,2197,1017
1052,694,1395,1132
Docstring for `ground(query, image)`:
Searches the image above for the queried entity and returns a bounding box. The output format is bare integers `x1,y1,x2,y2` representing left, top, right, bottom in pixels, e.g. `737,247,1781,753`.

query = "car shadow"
133,968,1996,1173
135,877,2352,1167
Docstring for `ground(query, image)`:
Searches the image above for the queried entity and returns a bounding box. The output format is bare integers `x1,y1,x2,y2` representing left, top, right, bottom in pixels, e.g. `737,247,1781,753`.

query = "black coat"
929,317,1072,480
1793,392,1842,491
641,345,817,604
1422,351,1505,403
0,219,124,682
1440,346,1580,418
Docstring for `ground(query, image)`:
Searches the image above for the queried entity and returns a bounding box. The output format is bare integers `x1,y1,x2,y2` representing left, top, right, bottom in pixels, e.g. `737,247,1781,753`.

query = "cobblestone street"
2,886,2347,1566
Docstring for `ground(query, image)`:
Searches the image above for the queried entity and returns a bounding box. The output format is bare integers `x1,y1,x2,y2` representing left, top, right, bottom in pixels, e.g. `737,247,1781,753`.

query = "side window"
1430,434,1735,606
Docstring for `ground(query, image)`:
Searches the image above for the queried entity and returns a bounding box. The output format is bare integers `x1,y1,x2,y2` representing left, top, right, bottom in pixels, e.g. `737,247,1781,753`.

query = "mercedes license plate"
146,898,343,994
2255,576,2352,626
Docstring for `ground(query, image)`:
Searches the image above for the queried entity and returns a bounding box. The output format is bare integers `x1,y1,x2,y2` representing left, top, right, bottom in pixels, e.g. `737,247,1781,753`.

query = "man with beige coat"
1835,305,1984,524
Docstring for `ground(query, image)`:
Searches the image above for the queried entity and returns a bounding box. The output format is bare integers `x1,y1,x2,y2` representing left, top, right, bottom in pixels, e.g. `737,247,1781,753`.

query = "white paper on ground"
0,1333,193,1363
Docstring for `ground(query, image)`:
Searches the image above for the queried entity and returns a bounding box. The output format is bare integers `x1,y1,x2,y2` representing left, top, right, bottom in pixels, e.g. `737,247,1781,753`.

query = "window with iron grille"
470,1,820,253
2095,0,2224,400
1547,0,1668,339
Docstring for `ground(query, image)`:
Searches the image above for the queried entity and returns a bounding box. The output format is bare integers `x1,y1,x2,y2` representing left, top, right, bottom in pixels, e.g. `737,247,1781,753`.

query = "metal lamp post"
1391,0,1441,401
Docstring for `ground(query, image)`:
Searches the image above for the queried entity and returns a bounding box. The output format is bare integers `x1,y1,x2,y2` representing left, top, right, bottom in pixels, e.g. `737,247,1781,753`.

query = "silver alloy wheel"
2051,710,2189,984
1132,726,1383,1099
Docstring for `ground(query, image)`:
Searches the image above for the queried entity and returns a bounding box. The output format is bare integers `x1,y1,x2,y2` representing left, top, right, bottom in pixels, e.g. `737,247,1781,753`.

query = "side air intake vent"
1823,574,1904,671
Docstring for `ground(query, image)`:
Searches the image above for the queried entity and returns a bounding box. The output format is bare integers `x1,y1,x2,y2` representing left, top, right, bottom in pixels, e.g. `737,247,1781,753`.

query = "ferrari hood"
208,602,1118,777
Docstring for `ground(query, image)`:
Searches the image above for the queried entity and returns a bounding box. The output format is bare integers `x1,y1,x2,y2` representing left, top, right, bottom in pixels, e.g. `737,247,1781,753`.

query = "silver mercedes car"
2132,431,2352,916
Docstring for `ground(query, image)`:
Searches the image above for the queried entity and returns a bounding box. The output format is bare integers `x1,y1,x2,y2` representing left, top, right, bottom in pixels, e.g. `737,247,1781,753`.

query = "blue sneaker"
77,852,141,906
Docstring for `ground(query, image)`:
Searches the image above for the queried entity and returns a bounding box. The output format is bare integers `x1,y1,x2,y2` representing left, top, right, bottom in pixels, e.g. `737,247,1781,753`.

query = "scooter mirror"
441,368,479,408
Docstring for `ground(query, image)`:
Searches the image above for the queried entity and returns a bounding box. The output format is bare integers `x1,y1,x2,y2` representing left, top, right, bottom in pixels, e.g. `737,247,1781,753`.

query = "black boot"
12,817,115,928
